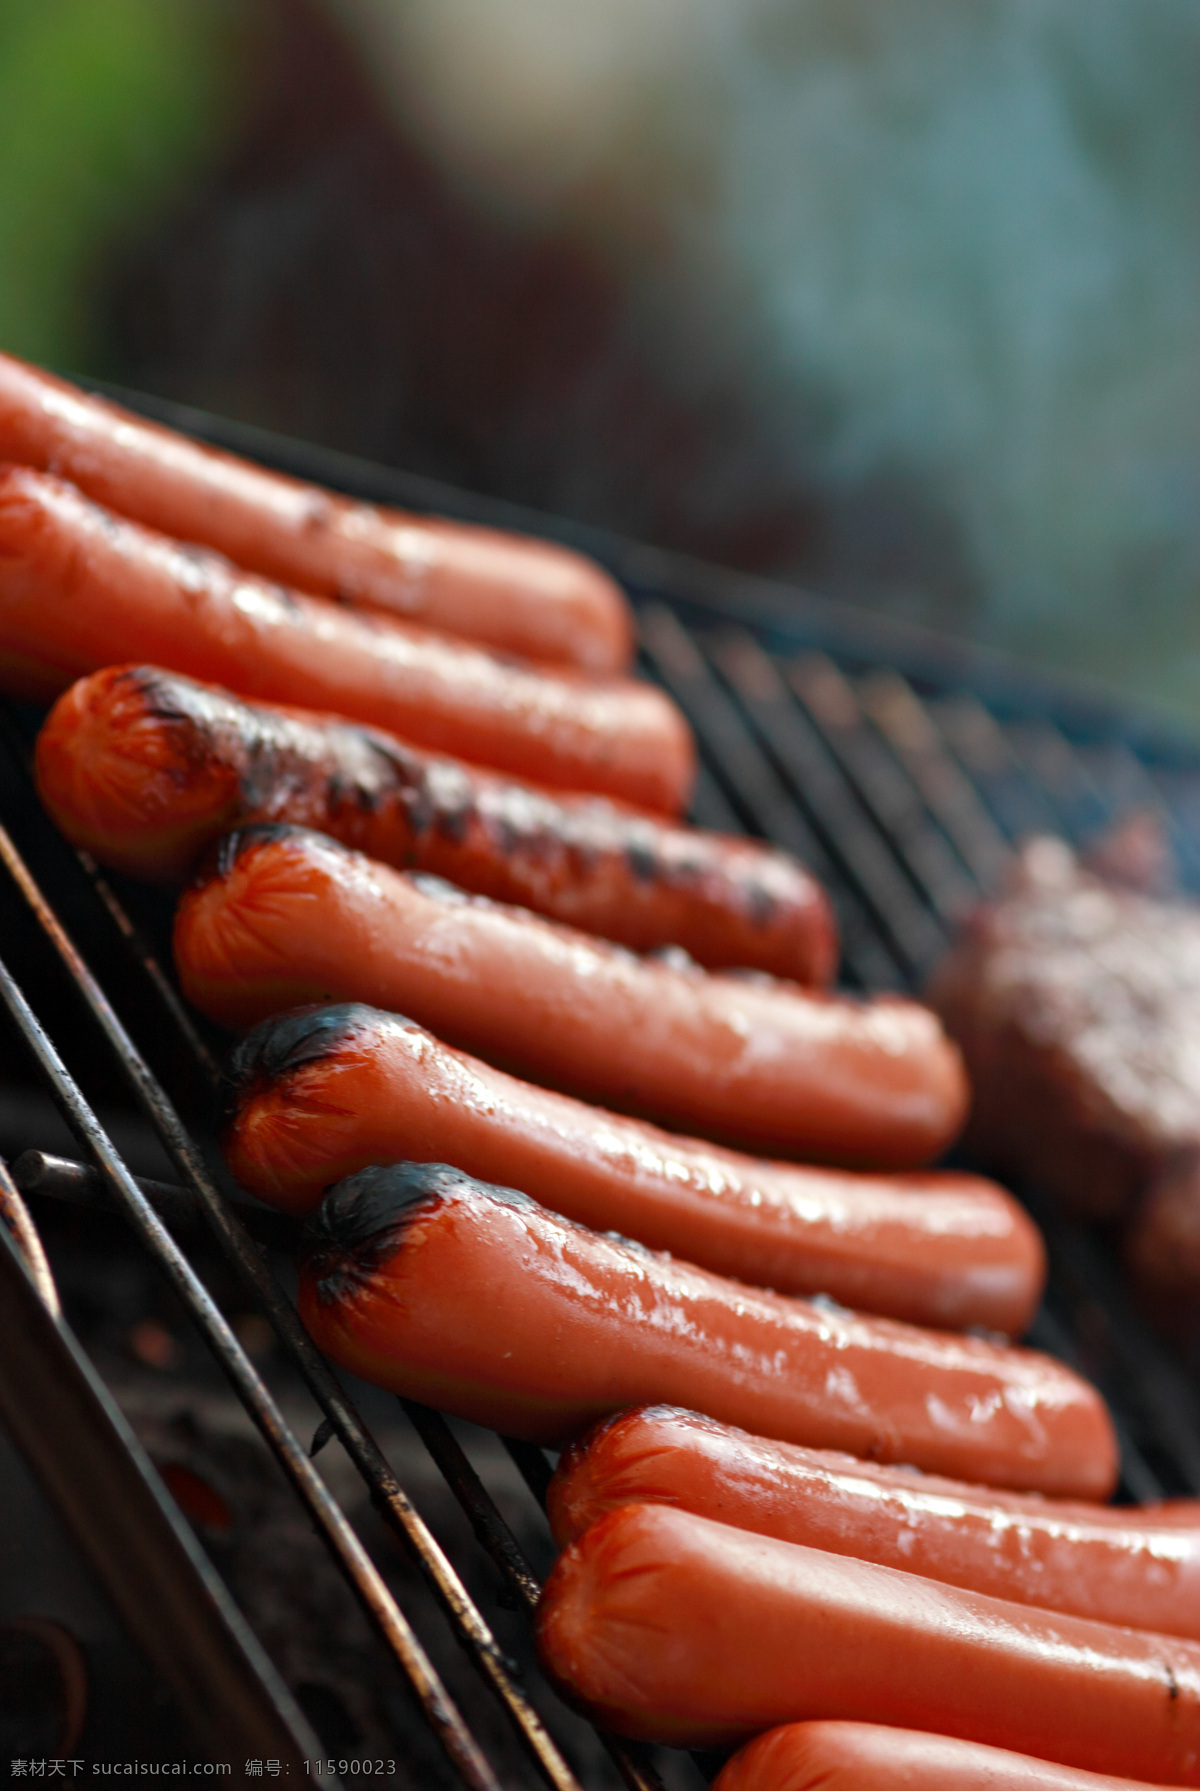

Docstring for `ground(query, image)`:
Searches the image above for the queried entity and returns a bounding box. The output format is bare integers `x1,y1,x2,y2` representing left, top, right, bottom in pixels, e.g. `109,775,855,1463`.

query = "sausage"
713,1722,1180,1791
0,350,633,673
179,826,967,1166
36,664,835,982
548,1406,1200,1639
296,1162,1117,1496
225,1003,1040,1334
0,466,690,813
535,1502,1200,1773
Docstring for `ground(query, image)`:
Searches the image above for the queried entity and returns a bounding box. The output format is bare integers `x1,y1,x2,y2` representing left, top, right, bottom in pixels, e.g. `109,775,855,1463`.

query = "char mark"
210,820,330,880
221,1001,386,1115
302,1162,535,1302
624,838,663,884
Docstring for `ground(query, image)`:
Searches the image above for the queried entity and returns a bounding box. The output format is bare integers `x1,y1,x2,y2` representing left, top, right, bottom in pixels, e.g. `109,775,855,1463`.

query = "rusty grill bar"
2,390,1200,1781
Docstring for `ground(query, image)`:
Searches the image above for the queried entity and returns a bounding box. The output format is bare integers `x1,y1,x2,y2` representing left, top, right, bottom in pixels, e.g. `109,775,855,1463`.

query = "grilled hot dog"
0,350,633,672
0,467,690,812
297,1163,1117,1495
713,1722,1180,1791
225,1003,1039,1333
536,1502,1200,1773
36,664,835,981
180,826,967,1165
549,1406,1200,1639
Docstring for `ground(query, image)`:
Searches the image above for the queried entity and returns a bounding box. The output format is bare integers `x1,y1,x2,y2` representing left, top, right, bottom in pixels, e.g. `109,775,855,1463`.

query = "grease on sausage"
0,466,691,811
297,1162,1117,1496
0,349,634,672
536,1502,1200,1771
712,1721,1179,1791
178,825,968,1165
548,1406,1200,1638
224,1002,1039,1333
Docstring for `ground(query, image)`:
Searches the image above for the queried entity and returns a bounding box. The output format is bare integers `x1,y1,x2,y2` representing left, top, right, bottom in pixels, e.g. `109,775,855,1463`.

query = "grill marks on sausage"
134,671,787,913
41,667,829,975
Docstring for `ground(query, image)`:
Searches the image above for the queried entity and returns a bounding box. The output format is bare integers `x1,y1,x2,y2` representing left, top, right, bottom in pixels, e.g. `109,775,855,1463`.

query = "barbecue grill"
2,388,1199,1783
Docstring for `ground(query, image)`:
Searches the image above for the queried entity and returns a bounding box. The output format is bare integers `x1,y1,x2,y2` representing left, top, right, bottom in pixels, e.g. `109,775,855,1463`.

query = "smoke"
335,0,1199,703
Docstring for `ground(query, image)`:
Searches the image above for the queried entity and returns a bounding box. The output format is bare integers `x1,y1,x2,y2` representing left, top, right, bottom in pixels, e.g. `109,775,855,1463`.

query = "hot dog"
535,1502,1200,1774
713,1722,1180,1791
36,665,835,982
0,351,633,673
548,1407,1200,1639
297,1163,1117,1496
0,467,690,812
179,826,967,1165
225,1004,1040,1333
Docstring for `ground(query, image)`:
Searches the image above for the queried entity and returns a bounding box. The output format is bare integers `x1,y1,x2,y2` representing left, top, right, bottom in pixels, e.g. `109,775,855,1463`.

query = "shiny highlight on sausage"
179,825,967,1165
0,466,691,812
536,1502,1200,1774
0,350,634,672
36,664,835,980
296,1162,1117,1496
713,1721,1179,1791
225,1002,1040,1334
549,1406,1200,1639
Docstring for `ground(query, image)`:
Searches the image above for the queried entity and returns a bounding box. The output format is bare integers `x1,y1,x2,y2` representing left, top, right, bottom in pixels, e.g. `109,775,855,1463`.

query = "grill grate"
2,391,1200,1782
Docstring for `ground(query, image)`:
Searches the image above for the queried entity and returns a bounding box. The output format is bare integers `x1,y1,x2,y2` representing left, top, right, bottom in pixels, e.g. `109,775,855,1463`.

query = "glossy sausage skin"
36,665,835,981
226,1003,1040,1334
297,1163,1117,1495
549,1406,1200,1639
0,467,691,812
180,826,968,1166
536,1502,1200,1773
714,1722,1179,1791
0,351,633,672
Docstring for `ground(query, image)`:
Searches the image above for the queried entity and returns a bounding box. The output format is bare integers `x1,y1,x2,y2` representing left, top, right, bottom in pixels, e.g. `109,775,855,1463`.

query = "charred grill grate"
1,390,1199,1781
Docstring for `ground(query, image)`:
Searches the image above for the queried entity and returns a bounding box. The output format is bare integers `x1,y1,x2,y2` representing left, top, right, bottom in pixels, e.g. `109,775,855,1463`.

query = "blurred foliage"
0,0,249,370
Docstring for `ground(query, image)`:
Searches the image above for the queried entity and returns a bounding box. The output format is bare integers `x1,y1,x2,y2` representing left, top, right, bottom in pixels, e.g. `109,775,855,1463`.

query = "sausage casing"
0,350,633,672
0,466,691,812
225,1003,1041,1334
179,825,968,1166
713,1722,1179,1791
549,1406,1200,1639
536,1502,1200,1772
296,1162,1117,1496
36,664,835,981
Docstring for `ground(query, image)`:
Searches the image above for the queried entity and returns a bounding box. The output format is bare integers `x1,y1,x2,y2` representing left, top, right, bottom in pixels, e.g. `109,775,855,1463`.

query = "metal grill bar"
397,1406,667,1791
12,1156,662,1783
640,606,901,990
401,1403,544,1618
709,634,941,978
637,607,868,974
0,822,508,1791
922,694,1062,843
804,667,978,920
674,628,1200,1502
12,1147,297,1248
502,1438,557,1513
0,779,646,1791
0,1215,325,1763
1023,1189,1200,1498
783,656,976,925
0,1152,59,1314
1005,719,1116,841
855,672,1011,893
74,846,223,1088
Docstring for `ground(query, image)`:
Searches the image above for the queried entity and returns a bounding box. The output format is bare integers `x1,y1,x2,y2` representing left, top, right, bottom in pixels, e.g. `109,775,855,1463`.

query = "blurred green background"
0,0,247,371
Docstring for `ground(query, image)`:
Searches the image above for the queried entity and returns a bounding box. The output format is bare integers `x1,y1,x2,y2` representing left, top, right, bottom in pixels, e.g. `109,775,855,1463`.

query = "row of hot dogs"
2,352,1197,1786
